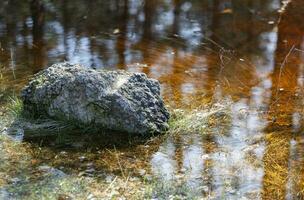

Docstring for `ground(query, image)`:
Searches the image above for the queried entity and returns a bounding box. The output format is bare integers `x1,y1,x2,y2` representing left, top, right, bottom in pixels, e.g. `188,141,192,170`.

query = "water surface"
1,0,304,199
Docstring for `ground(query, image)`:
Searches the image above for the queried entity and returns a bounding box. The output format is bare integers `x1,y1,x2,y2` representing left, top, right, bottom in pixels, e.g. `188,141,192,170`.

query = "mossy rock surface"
21,63,169,135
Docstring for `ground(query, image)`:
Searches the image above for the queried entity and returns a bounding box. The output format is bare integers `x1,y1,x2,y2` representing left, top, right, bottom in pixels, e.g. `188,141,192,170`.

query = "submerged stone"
21,63,169,135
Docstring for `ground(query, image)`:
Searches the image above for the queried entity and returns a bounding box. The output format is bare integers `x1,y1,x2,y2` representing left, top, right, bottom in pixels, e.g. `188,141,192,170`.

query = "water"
1,0,304,199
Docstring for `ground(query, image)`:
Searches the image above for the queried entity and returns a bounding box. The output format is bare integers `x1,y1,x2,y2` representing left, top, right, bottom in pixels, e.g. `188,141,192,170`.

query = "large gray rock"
21,63,169,135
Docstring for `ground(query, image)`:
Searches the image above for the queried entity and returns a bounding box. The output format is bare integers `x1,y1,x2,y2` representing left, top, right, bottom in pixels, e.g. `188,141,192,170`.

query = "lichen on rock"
21,63,169,135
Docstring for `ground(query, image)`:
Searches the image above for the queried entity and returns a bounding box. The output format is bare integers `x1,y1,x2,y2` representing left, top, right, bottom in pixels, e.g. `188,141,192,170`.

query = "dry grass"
0,135,32,187
168,99,232,135
0,133,150,199
262,132,304,199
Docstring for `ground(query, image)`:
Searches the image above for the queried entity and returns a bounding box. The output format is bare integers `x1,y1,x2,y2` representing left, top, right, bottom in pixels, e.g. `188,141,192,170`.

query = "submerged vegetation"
0,96,234,199
1,90,304,199
0,134,150,200
0,134,32,187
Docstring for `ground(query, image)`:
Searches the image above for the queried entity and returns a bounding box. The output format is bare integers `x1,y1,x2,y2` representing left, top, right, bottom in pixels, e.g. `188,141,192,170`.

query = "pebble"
129,177,140,182
79,156,86,162
38,165,66,177
201,185,209,193
180,168,187,173
78,171,86,177
113,29,120,34
85,168,95,173
9,177,21,184
268,21,275,25
228,188,236,194
138,169,146,176
202,154,210,160
58,194,72,200
87,193,96,200
106,175,114,183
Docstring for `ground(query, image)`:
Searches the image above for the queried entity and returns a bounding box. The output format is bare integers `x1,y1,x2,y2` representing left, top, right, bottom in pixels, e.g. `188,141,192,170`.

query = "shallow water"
1,0,304,199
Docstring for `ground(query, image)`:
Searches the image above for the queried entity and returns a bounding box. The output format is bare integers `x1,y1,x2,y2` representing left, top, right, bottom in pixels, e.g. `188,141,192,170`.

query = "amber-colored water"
1,0,304,199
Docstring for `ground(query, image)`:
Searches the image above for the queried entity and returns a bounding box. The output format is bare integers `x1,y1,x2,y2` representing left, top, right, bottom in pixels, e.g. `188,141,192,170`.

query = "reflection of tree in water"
0,0,280,84
262,0,304,199
31,0,46,72
141,0,154,75
116,0,128,69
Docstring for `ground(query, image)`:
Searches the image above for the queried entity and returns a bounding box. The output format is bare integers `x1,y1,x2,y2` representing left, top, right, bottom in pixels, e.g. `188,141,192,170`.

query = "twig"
124,173,130,188
103,176,118,193
204,37,225,50
114,146,126,179
294,48,304,53
10,47,16,80
275,45,295,100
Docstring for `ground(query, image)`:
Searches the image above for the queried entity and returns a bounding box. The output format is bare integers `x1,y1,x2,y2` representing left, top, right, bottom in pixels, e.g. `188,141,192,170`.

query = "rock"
105,175,114,183
37,165,66,178
87,193,96,200
79,156,86,162
58,194,73,200
21,63,169,135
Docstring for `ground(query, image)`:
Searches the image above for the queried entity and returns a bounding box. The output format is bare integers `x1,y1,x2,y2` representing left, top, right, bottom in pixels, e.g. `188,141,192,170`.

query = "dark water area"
1,0,304,199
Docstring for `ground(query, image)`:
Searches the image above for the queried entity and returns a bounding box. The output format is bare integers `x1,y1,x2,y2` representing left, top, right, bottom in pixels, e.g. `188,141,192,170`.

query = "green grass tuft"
7,95,23,118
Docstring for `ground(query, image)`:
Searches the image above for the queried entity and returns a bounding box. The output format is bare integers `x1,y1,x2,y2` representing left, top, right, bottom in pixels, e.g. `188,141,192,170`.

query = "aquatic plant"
168,99,232,135
0,133,149,199
142,176,201,200
0,134,32,187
